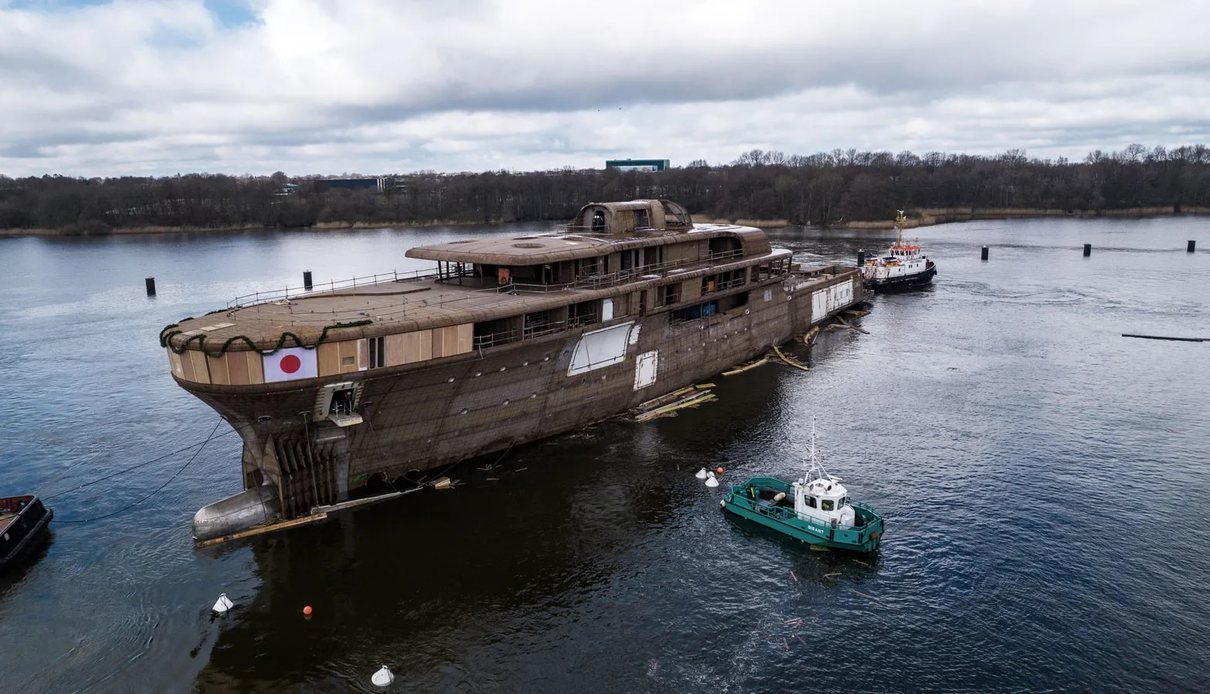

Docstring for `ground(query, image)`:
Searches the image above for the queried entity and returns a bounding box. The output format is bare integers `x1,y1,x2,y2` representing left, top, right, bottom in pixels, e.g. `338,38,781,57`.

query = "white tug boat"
860,211,937,291
720,423,883,553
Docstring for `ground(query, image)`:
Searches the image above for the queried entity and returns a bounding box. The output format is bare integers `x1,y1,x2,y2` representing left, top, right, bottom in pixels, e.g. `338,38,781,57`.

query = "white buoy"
212,593,234,614
705,471,719,488
372,665,395,687
694,467,708,480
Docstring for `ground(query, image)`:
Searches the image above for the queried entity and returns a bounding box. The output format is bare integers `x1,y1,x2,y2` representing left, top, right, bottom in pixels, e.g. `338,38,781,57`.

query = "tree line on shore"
2,144,1209,233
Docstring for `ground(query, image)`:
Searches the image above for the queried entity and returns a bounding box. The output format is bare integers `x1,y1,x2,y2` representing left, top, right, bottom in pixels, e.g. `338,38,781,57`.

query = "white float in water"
372,665,395,687
212,593,234,614
694,467,708,480
705,471,719,488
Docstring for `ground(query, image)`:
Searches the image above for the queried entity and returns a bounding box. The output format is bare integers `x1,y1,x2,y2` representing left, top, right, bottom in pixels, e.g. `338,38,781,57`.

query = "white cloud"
0,0,1208,175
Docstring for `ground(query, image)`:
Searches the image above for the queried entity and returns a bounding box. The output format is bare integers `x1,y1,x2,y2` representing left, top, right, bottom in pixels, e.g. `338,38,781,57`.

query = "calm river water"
1,217,1208,692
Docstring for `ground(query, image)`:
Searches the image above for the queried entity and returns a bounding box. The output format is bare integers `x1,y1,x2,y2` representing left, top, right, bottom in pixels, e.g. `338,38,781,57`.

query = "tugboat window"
821,499,834,511
807,497,817,508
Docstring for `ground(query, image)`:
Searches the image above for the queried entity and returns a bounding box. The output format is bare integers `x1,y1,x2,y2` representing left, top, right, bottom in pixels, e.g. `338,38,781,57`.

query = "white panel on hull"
811,279,854,323
568,321,635,376
811,290,828,323
634,350,658,390
829,279,853,310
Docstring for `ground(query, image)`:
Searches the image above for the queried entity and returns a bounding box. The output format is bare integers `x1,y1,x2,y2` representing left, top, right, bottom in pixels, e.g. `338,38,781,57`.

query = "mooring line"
40,425,237,501
51,420,226,524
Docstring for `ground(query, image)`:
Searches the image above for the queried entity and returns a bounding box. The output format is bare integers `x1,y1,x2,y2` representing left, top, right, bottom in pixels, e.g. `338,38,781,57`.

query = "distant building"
605,159,670,172
318,177,385,192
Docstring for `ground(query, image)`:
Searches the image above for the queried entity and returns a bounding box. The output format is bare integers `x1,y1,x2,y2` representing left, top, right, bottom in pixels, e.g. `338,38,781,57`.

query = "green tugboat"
720,427,884,553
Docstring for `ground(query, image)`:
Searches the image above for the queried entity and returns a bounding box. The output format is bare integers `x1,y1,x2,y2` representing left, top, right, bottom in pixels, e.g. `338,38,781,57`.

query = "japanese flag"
263,347,318,383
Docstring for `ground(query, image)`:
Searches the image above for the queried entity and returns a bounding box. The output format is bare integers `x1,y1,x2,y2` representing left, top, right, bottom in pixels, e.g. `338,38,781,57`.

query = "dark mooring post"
1083,243,1092,257
1189,240,1197,253
145,277,156,296
857,249,866,266
303,270,313,290
981,246,989,261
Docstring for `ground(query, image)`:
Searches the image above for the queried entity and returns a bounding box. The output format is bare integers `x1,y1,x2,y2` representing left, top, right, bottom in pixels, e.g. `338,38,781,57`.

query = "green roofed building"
605,159,670,172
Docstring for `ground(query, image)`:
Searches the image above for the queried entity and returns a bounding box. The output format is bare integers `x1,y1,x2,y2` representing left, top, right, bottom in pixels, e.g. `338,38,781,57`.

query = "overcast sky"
2,0,1208,177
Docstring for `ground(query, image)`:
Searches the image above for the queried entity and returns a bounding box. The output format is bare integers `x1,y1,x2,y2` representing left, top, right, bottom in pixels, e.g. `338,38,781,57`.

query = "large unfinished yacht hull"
182,268,864,540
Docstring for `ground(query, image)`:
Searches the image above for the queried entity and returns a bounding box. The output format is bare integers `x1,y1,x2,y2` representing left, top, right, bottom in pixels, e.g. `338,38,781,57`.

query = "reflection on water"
1,218,1209,691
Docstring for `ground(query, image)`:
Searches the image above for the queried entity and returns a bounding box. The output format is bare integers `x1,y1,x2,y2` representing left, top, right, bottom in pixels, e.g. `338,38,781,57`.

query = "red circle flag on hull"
263,347,318,382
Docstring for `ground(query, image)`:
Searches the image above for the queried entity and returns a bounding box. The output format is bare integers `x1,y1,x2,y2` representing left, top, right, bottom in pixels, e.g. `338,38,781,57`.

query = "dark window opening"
671,300,718,322
570,299,600,326
368,336,385,368
661,283,680,306
708,236,742,259
329,388,356,416
821,499,835,511
474,316,523,349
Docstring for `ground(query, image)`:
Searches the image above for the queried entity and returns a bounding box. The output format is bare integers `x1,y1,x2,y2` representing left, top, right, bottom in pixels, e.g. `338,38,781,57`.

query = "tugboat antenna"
807,417,832,483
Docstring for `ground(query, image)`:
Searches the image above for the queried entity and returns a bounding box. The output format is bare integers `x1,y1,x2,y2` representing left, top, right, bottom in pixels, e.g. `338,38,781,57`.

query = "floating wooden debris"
634,393,717,422
431,476,461,490
636,385,696,411
801,326,821,345
722,357,769,376
835,316,870,335
632,383,718,422
196,512,329,548
773,345,811,372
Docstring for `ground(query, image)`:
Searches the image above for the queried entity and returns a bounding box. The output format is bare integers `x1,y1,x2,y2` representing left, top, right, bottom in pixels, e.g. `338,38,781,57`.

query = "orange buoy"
715,466,725,475
303,605,313,616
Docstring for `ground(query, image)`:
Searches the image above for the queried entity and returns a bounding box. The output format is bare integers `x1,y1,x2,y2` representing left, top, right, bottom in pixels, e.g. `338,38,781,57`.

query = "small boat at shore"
0,495,53,573
719,428,883,553
861,211,936,291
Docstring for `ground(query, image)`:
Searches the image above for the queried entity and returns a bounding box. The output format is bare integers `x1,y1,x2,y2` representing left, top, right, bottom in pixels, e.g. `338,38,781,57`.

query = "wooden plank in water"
195,512,329,548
